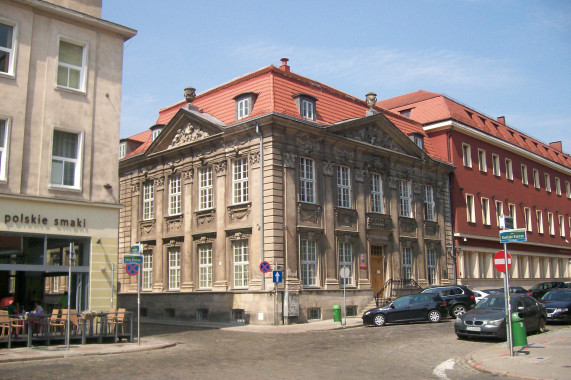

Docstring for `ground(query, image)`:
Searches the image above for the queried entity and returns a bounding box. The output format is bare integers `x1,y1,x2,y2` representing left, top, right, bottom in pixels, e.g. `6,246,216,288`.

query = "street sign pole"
137,258,141,346
343,266,347,326
503,242,513,357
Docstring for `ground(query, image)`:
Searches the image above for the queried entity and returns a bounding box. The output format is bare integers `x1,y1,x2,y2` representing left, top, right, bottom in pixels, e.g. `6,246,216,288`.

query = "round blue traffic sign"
259,261,271,273
126,263,139,276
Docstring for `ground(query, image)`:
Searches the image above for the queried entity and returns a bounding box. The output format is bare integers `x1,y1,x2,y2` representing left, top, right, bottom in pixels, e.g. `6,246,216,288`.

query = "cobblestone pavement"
2,320,565,379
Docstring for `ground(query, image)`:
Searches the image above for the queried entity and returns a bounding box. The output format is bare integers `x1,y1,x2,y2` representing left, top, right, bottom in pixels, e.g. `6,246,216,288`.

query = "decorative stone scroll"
249,152,260,167
213,160,227,176
183,169,194,182
154,176,165,189
130,183,140,195
168,123,210,148
227,203,251,221
195,209,215,228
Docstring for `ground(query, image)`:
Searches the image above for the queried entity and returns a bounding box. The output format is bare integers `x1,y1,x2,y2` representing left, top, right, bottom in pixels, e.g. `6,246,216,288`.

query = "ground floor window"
142,249,153,291
339,241,353,287
427,249,437,285
402,247,413,280
199,243,212,289
233,240,249,288
301,239,317,287
168,246,181,290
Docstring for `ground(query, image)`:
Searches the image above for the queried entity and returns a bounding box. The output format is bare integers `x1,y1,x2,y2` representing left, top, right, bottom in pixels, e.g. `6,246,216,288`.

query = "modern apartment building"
379,90,571,288
0,0,135,311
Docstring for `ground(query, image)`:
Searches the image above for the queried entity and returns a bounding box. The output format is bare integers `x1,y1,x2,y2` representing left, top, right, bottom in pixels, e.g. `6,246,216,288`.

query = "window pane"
52,130,78,158
50,160,63,184
59,40,83,66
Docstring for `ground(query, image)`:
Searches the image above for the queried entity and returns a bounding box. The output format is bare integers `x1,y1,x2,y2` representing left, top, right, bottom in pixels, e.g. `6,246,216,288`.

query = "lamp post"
66,243,75,350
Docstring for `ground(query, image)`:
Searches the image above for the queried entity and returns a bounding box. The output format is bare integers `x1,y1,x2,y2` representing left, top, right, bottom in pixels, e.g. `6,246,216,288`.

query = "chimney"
549,141,563,152
497,116,506,124
280,58,290,72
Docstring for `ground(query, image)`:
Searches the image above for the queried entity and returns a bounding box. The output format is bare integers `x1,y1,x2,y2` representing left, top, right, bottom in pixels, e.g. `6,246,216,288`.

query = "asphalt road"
2,320,564,379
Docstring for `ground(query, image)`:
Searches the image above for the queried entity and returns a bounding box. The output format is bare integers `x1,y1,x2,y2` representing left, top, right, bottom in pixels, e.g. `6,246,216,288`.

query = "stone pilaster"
153,175,165,292
213,160,228,291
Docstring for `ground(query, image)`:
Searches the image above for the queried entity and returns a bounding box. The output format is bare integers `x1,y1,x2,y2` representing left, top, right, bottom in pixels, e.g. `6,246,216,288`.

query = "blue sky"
103,1,571,154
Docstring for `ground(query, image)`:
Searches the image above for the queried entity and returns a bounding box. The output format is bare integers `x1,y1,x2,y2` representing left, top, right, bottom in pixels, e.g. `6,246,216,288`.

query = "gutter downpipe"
256,123,265,291
447,126,458,285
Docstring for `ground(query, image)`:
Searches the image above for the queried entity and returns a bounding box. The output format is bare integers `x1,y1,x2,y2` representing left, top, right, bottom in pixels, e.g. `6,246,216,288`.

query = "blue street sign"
259,261,271,273
273,270,283,283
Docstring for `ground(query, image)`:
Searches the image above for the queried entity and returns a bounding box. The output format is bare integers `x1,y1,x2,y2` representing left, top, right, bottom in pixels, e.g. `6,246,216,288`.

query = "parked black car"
527,281,568,299
540,289,571,323
362,293,448,327
421,285,476,318
454,294,547,340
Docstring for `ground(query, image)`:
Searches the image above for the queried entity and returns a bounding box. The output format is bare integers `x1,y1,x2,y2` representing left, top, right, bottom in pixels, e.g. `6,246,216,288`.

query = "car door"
408,294,432,320
386,295,413,322
517,296,539,332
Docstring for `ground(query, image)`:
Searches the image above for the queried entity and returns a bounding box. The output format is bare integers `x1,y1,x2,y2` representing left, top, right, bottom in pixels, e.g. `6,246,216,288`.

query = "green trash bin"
333,305,342,322
511,312,528,347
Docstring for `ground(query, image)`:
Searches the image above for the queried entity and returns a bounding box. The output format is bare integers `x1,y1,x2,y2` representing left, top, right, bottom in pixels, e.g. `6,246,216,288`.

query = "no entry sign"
494,251,512,273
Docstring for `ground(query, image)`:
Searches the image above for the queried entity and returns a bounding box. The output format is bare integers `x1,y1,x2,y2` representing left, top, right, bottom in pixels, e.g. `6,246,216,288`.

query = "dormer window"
399,109,412,118
119,141,126,158
150,124,164,141
234,92,257,120
411,133,424,150
293,94,317,121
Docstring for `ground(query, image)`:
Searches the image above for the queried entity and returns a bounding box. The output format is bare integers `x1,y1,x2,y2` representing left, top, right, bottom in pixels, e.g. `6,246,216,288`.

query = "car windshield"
475,296,506,310
484,289,502,294
541,292,571,302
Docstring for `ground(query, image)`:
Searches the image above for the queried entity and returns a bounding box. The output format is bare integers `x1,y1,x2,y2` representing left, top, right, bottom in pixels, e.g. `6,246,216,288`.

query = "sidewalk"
467,326,571,380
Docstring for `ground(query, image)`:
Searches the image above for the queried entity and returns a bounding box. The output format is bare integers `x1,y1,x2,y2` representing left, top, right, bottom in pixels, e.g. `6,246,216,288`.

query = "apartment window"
495,201,504,227
533,169,540,188
339,241,353,287
50,130,81,188
57,39,86,91
427,249,437,285
233,240,249,288
199,167,213,210
559,215,565,237
547,212,554,235
168,174,182,215
0,119,8,181
508,203,516,228
412,134,424,150
481,198,491,225
399,180,413,217
521,164,528,185
536,210,544,234
424,185,435,221
337,165,351,208
491,154,500,176
142,181,154,220
505,158,513,180
545,173,551,192
142,250,153,291
566,181,571,198
301,239,317,287
151,127,162,141
402,247,413,280
299,157,316,203
0,21,16,76
466,194,475,223
524,208,532,232
236,96,250,120
233,158,248,204
168,246,181,290
371,173,383,213
198,243,212,289
478,149,486,172
301,99,315,120
400,109,411,117
119,142,126,159
555,177,561,196
462,144,472,168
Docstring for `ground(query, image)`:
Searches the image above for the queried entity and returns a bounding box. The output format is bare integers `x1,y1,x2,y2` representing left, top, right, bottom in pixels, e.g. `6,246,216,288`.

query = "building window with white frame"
424,185,435,221
339,241,353,287
548,212,554,235
198,243,212,289
119,142,126,159
399,180,413,217
233,240,249,288
151,127,162,141
413,134,424,150
478,149,486,172
533,169,540,188
50,130,81,188
168,246,180,290
508,203,516,227
301,99,315,120
168,174,181,215
299,157,316,203
521,164,528,185
555,177,561,196
142,250,153,291
495,200,504,227
233,158,248,204
371,173,383,213
545,173,551,192
337,165,351,208
524,207,532,232
57,39,86,91
481,198,491,225
0,119,8,181
142,181,154,220
466,194,475,223
235,95,251,120
505,158,513,180
402,247,413,280
559,215,565,237
462,144,472,168
566,181,571,198
492,154,500,176
301,239,317,287
0,21,16,76
427,249,437,285
536,210,544,234
199,167,213,210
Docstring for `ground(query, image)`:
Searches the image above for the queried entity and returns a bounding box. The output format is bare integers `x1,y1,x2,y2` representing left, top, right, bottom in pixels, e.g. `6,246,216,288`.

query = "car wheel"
537,317,546,334
456,333,467,340
452,304,467,318
428,310,441,323
373,314,386,326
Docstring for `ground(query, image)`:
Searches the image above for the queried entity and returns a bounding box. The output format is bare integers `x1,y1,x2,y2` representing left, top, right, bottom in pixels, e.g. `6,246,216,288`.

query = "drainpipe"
256,123,265,291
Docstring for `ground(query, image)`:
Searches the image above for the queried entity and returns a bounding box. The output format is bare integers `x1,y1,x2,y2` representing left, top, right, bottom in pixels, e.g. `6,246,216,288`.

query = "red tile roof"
378,91,571,169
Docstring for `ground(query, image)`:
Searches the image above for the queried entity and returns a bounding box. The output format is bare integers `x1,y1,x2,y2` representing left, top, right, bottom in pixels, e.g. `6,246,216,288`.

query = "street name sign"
130,244,142,255
499,228,527,243
494,251,512,273
124,255,143,264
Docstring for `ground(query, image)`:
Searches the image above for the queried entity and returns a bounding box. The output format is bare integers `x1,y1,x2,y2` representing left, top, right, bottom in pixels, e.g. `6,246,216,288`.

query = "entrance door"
371,246,384,295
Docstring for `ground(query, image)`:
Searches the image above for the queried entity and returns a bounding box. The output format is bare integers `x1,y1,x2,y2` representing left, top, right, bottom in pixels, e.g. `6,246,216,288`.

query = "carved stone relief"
131,183,140,194
424,222,440,237
399,218,417,236
214,161,227,176
366,214,393,231
333,147,354,161
322,161,335,176
283,153,297,168
228,204,251,221
354,168,365,183
168,123,210,148
298,203,322,224
342,126,406,153
165,216,183,235
367,158,388,173
195,209,215,227
154,176,165,189
183,169,194,182
335,208,357,228
249,152,260,167
139,220,155,240
296,135,318,155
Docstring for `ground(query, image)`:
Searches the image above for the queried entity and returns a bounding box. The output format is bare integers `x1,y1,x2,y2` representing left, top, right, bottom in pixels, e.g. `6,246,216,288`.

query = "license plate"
467,326,481,331
547,313,552,318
